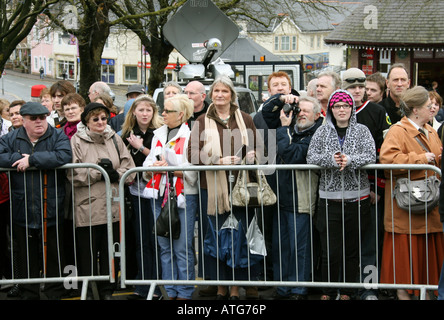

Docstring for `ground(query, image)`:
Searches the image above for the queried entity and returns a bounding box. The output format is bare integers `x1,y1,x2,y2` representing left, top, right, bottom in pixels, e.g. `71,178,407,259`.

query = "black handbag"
155,174,181,239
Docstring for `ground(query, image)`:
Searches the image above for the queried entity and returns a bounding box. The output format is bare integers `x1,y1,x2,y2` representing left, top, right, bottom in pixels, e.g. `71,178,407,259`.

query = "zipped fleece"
306,90,376,200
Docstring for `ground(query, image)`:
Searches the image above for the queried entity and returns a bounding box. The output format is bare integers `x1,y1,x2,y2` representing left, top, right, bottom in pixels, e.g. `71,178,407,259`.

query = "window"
292,36,297,51
274,37,279,51
310,36,315,49
125,66,138,81
317,36,321,49
281,36,290,51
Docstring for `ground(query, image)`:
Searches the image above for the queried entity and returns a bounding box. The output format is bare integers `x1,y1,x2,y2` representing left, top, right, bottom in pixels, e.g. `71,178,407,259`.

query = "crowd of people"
0,64,443,301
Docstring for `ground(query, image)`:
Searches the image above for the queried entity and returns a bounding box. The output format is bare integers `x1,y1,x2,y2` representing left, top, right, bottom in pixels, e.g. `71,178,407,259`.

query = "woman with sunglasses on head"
307,90,376,300
142,94,198,300
68,102,136,300
120,95,163,300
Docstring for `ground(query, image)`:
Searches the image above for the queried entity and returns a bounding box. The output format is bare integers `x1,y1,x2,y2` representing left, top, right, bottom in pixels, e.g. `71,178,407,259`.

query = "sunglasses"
163,109,178,114
344,77,366,83
92,116,108,122
28,115,47,121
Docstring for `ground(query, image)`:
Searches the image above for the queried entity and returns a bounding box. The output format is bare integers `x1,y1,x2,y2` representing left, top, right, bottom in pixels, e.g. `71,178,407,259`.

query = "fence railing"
118,163,443,300
0,163,442,300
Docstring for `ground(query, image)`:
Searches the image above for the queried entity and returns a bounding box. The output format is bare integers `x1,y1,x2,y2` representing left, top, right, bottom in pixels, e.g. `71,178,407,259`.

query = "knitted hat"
341,68,366,90
81,102,110,125
328,90,354,110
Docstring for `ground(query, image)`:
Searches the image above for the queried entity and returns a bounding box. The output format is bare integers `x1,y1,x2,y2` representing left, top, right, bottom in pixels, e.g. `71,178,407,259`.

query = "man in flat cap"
0,101,72,300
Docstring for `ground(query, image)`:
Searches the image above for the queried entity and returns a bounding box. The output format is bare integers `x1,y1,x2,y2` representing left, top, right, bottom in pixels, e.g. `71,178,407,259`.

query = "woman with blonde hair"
143,94,198,300
120,94,163,300
380,86,444,300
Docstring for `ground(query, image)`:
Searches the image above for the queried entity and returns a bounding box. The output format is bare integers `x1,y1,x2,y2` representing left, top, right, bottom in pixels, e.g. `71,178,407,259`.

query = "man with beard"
272,95,322,300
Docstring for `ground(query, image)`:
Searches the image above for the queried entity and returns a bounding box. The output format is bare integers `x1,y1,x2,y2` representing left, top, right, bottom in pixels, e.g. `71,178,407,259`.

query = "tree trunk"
76,2,110,102
145,38,174,95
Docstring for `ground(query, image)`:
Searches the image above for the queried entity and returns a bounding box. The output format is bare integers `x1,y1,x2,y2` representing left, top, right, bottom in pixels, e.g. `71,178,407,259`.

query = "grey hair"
299,94,321,115
317,70,341,90
164,81,183,93
209,76,237,104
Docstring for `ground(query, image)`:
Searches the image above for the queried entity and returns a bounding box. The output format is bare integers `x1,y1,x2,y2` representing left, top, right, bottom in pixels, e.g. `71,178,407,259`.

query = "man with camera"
271,95,323,299
261,71,300,130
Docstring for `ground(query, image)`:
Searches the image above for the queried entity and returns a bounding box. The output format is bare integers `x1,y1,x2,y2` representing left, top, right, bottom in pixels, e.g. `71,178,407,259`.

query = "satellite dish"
163,0,239,64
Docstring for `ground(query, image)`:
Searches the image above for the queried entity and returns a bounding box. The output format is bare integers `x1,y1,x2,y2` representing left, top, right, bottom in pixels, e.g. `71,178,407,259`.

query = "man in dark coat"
0,102,72,300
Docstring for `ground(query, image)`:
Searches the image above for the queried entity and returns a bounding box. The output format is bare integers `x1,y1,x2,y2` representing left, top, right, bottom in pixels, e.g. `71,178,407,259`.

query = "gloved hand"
107,169,120,183
100,167,120,183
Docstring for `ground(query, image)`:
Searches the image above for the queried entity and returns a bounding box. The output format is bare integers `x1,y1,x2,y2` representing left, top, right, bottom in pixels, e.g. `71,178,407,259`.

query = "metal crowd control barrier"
0,163,441,300
118,163,443,300
0,164,115,300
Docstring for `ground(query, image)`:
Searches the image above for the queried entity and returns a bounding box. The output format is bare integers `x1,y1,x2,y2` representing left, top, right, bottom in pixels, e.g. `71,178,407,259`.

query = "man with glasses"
0,102,72,300
184,81,208,129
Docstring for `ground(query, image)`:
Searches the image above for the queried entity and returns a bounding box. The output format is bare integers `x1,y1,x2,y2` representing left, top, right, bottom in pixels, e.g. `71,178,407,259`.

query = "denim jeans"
272,208,311,296
153,194,198,299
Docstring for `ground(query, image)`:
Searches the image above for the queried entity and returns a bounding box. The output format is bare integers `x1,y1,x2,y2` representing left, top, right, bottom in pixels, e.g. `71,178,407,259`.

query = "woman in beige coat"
69,103,135,299
380,86,444,300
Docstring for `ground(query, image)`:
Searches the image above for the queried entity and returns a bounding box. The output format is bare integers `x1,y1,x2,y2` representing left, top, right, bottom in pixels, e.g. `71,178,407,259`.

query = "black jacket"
0,125,72,228
379,94,401,125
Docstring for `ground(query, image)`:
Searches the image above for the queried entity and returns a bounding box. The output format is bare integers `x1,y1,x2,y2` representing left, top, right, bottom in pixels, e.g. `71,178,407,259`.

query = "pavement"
0,69,129,108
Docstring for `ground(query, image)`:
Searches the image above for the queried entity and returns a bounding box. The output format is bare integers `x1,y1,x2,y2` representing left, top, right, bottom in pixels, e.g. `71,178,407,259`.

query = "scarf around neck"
143,136,186,208
203,105,249,215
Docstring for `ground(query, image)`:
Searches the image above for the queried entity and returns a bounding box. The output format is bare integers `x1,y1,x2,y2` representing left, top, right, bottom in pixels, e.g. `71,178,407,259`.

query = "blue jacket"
0,125,72,228
276,117,323,211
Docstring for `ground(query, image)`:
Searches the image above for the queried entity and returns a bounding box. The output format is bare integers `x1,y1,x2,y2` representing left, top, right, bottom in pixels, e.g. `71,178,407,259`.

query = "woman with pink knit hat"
307,89,376,300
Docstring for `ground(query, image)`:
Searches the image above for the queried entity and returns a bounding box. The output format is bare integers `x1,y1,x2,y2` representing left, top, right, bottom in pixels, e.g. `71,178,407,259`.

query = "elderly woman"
142,94,197,300
120,95,163,300
61,93,86,139
188,76,261,300
69,102,135,300
307,89,376,300
380,86,444,300
164,81,182,100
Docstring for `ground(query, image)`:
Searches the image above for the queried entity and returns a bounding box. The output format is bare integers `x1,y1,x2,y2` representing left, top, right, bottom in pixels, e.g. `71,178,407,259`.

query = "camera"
282,102,300,116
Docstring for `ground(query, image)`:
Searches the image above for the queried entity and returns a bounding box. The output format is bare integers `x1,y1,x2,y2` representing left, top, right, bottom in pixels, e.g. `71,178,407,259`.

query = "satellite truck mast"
163,0,240,82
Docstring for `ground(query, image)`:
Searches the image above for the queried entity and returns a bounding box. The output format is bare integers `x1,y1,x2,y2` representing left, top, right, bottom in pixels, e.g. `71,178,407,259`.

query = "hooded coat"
306,90,376,200
68,123,135,227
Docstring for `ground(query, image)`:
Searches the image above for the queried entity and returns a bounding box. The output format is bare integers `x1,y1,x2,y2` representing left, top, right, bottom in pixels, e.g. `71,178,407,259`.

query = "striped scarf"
143,137,186,208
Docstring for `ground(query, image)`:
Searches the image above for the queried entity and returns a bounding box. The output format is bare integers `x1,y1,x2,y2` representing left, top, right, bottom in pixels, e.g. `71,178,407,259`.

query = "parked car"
153,83,259,117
